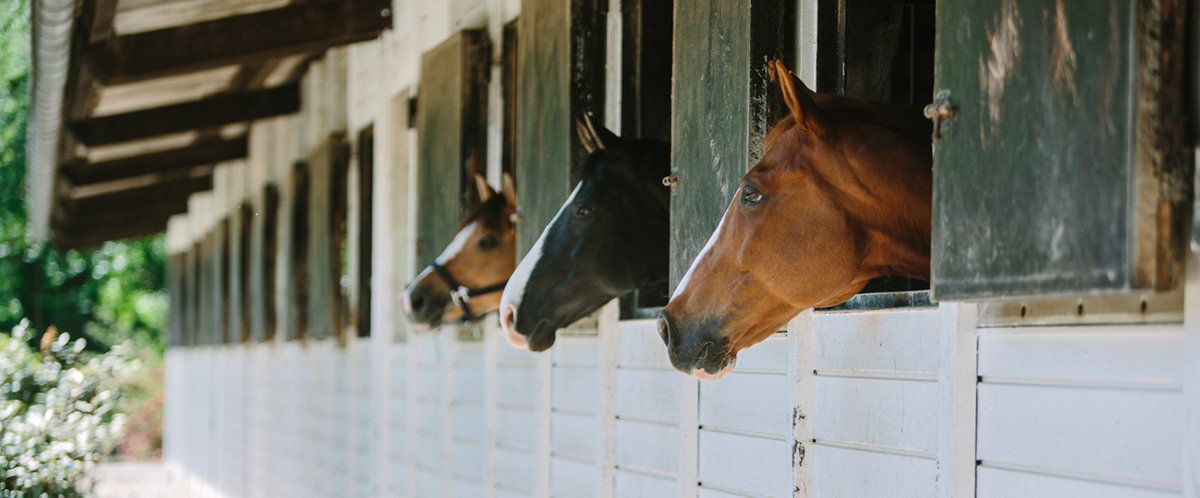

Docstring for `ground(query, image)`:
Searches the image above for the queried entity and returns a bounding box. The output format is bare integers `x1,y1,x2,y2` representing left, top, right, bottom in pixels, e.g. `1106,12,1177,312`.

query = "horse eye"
479,235,498,249
574,205,594,218
741,185,764,205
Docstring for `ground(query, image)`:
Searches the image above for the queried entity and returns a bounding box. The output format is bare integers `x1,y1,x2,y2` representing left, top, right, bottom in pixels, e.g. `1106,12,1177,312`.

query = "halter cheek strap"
428,261,508,324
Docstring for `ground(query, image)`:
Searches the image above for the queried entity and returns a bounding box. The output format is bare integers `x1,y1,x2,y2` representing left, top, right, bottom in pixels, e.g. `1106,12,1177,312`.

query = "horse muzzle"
657,312,735,380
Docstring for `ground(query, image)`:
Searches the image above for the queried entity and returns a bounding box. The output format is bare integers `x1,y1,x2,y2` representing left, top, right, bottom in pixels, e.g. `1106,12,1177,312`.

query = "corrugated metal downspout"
26,0,74,243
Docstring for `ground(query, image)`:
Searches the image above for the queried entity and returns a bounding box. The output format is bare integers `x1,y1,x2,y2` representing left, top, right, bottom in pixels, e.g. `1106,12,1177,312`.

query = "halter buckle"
451,285,471,306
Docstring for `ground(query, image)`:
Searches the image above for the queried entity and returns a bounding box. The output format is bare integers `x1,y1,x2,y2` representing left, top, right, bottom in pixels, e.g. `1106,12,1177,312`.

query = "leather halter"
428,261,508,323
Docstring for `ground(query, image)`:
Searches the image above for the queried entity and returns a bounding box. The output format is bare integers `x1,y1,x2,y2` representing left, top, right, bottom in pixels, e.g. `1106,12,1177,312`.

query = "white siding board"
699,371,791,437
697,430,791,498
551,411,600,462
978,326,1184,388
615,419,682,477
551,457,602,498
977,382,1183,489
812,308,942,373
616,368,682,423
977,466,1180,498
616,470,680,498
810,444,936,498
812,376,938,455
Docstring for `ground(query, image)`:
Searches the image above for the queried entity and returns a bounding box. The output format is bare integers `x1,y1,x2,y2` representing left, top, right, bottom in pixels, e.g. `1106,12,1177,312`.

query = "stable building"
26,0,1200,497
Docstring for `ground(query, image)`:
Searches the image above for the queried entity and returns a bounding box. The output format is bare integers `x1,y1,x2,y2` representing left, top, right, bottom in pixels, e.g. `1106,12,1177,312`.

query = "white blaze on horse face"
672,199,734,300
435,222,478,265
500,183,582,313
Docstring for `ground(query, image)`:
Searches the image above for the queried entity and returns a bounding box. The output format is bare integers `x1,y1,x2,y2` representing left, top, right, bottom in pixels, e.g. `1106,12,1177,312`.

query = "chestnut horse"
659,61,932,380
402,173,518,328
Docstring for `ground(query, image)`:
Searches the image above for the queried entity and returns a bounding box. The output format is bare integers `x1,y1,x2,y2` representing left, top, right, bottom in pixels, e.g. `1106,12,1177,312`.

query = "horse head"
659,61,933,380
402,173,519,328
499,115,670,351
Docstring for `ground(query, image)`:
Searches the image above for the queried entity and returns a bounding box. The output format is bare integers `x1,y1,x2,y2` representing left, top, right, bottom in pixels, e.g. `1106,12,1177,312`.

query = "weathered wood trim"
356,125,374,338
88,0,392,84
290,161,310,341
68,84,300,146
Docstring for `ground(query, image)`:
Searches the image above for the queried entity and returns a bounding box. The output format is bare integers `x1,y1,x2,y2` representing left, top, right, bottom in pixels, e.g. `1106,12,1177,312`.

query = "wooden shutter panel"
416,30,491,264
669,0,795,288
931,0,1191,300
514,0,606,256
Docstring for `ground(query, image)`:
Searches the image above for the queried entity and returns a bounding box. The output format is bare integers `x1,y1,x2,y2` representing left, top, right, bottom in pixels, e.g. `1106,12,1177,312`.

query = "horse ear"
771,60,824,135
501,172,518,208
575,113,618,154
474,173,494,203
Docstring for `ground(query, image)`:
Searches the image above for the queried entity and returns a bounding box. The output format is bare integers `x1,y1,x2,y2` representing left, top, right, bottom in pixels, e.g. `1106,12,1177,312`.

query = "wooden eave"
47,0,392,250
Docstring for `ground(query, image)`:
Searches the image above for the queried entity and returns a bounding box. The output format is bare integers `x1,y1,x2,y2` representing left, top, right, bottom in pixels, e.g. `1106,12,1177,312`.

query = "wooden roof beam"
68,84,299,146
61,173,213,212
89,0,392,84
62,136,246,185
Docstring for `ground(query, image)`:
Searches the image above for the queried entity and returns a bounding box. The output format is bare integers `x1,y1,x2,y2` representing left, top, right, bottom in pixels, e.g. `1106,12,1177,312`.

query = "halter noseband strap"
428,261,508,324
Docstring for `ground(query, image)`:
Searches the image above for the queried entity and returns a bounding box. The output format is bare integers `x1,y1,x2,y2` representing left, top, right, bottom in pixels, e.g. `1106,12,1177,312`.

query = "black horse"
499,115,669,351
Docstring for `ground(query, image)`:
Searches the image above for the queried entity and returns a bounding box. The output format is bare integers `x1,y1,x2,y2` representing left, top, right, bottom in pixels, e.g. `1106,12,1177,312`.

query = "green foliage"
0,0,168,356
0,321,136,497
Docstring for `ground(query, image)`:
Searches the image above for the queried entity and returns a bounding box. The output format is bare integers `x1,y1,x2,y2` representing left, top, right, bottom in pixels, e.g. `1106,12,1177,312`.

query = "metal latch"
923,90,957,142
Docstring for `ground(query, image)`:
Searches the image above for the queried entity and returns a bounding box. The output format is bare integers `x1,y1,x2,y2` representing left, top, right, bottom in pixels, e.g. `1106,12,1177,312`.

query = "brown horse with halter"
402,173,519,328
659,60,932,380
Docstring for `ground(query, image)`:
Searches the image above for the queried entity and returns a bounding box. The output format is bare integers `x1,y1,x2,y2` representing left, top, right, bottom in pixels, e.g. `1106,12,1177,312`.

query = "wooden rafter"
68,84,300,146
62,173,213,213
89,0,392,84
62,136,246,185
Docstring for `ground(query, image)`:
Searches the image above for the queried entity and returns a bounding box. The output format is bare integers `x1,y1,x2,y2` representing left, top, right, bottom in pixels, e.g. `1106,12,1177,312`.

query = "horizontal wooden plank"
552,365,601,415
977,465,1179,498
450,440,485,481
978,325,1184,388
616,470,679,498
450,404,485,443
92,0,391,84
977,383,1183,487
697,430,792,498
551,411,599,463
618,319,673,367
494,446,538,493
63,136,245,185
553,335,601,366
551,457,601,498
69,84,300,146
615,419,682,478
495,366,539,409
495,407,537,450
810,444,936,498
812,377,938,456
699,371,791,437
616,368,683,423
812,308,943,373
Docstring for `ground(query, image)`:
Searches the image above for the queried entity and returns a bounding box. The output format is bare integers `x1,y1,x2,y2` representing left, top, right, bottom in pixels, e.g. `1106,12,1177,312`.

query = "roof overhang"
28,0,391,250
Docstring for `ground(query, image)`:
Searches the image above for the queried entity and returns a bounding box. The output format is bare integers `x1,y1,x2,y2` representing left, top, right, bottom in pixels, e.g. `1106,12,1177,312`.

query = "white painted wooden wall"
160,0,1200,497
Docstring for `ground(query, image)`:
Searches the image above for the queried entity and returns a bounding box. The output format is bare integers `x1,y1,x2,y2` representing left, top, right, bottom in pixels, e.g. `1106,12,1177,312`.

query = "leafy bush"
0,321,135,497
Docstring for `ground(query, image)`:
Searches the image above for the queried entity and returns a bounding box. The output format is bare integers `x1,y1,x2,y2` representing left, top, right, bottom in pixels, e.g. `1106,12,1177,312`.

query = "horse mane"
765,93,930,150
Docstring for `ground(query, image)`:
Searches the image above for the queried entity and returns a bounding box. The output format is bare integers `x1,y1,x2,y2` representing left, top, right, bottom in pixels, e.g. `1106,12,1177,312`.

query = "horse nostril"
410,292,426,314
656,314,672,347
500,303,517,333
500,303,528,349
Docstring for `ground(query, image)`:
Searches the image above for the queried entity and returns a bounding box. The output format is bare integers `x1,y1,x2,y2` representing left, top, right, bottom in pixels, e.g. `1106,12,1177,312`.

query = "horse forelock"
457,193,511,233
